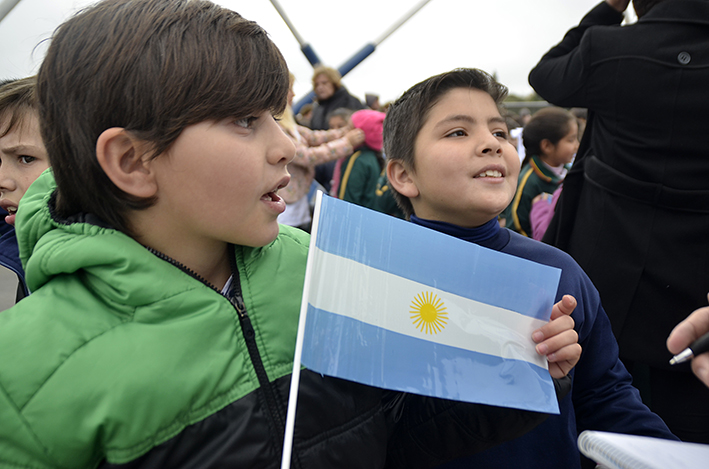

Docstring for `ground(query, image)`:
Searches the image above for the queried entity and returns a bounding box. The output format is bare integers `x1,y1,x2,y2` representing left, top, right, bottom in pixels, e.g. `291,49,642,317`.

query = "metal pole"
293,0,434,114
269,0,322,67
0,0,21,24
373,0,432,46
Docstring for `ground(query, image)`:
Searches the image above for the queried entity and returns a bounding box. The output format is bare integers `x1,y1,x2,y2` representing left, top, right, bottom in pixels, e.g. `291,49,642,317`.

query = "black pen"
669,331,709,365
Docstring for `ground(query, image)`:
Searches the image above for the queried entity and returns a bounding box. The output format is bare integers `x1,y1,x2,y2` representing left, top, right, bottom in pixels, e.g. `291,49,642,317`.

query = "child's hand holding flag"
534,294,581,379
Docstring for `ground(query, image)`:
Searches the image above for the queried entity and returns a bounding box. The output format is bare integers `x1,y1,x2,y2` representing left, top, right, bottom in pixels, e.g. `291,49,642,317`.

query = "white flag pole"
280,191,324,469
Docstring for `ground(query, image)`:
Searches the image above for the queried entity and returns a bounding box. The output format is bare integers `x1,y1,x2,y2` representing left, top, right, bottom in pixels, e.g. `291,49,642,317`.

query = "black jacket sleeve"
528,2,623,107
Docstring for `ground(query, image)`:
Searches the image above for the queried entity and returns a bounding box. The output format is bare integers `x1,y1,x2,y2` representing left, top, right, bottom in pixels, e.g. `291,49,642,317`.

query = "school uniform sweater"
412,217,677,469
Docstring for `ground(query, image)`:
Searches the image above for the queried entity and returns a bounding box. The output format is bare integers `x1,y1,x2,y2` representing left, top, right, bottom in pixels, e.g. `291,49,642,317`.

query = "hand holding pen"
667,293,709,388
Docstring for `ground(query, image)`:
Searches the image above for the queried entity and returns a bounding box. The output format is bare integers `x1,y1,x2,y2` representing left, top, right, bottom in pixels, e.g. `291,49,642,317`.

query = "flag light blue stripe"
302,307,559,414
314,196,561,320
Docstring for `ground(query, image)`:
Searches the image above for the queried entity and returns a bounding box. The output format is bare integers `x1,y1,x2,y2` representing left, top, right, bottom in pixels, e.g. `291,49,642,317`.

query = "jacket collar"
529,155,564,184
641,0,709,26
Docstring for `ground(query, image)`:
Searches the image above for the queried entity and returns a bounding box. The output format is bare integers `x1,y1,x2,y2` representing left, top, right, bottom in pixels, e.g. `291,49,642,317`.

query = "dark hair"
521,107,575,164
383,68,508,219
0,76,37,139
37,0,289,235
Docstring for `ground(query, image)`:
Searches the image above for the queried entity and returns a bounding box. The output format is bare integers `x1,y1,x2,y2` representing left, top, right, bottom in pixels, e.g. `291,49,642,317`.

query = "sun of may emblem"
410,291,448,335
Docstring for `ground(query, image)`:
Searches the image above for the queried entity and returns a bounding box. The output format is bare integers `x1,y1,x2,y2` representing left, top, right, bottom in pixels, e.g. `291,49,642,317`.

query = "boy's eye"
446,130,466,138
493,130,508,139
19,155,37,164
235,116,259,129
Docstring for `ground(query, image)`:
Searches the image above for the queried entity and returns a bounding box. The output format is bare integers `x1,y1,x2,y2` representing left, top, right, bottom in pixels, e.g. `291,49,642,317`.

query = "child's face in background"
145,111,295,250
542,119,579,167
0,112,49,226
328,115,348,130
407,87,519,228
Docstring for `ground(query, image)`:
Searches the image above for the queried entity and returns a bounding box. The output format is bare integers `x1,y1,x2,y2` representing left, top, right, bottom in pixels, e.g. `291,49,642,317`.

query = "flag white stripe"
309,247,548,369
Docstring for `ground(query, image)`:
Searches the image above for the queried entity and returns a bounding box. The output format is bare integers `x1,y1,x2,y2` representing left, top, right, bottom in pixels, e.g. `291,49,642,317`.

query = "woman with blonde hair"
309,66,364,131
278,73,364,231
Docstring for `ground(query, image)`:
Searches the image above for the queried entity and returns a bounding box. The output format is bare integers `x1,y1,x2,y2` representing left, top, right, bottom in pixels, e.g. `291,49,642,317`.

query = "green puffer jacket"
0,170,563,468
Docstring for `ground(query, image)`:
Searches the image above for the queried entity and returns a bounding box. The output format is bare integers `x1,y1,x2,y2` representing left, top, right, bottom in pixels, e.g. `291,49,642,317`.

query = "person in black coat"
308,66,364,131
529,0,709,443
308,66,365,191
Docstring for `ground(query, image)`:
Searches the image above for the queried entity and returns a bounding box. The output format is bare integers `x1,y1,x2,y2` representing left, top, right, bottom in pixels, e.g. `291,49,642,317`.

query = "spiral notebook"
578,431,709,469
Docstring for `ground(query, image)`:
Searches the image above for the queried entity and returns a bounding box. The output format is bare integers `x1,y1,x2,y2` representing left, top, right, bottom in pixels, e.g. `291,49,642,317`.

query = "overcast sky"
0,0,630,105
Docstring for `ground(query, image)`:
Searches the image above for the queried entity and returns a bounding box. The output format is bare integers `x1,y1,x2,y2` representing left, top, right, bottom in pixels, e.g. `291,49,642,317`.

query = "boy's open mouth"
262,176,290,203
0,199,18,214
262,191,281,202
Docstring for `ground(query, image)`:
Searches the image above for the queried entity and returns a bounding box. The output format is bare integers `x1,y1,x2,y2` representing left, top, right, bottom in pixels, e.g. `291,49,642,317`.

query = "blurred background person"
308,65,364,131
277,73,364,232
326,107,354,131
308,66,365,192
330,109,384,209
502,107,578,238
365,93,380,111
0,76,49,303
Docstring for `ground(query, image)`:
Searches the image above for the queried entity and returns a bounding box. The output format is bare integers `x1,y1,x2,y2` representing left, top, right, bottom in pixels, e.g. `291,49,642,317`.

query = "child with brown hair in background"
0,76,49,302
501,107,578,238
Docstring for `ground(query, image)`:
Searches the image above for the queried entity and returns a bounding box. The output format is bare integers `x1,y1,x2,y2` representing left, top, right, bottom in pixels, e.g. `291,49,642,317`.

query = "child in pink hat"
329,109,385,208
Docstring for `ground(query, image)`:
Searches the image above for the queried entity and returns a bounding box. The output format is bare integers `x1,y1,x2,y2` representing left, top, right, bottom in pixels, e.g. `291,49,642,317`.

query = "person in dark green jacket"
330,109,385,209
372,169,406,219
502,107,578,237
0,1,581,467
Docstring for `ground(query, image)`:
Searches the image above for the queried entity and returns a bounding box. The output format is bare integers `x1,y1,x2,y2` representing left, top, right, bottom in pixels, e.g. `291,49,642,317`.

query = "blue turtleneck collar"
410,215,510,250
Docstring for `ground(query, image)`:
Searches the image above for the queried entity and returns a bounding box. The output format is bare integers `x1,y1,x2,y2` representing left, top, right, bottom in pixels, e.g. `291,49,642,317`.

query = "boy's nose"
0,170,17,195
269,122,296,166
478,133,502,156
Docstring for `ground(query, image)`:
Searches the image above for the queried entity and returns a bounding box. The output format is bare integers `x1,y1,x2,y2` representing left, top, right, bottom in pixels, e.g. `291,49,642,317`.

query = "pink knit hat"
351,109,386,152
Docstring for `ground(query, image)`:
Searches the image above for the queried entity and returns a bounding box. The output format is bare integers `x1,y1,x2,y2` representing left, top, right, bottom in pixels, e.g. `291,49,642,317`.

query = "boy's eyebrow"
0,143,41,155
434,114,508,128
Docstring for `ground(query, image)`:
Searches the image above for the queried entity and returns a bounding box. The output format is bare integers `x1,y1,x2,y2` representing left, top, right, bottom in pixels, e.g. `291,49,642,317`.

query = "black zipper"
224,249,289,449
146,244,293,464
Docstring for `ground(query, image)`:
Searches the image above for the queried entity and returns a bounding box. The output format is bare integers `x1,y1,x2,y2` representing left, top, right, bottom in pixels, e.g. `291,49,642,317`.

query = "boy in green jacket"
0,1,580,467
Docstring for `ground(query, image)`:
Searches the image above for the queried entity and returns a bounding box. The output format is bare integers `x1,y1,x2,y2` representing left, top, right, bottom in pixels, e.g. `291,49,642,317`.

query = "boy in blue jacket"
384,68,677,469
0,76,48,302
0,1,581,468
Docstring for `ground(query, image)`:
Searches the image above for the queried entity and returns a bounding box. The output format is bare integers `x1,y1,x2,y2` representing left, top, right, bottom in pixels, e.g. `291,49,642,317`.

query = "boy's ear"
96,128,158,198
386,159,419,199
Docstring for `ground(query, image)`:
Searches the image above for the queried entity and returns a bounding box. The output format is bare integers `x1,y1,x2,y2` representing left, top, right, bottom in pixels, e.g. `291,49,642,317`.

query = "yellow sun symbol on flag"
410,292,448,335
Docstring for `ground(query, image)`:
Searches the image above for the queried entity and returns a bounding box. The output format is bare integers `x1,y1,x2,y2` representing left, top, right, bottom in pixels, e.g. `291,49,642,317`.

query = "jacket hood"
16,169,205,310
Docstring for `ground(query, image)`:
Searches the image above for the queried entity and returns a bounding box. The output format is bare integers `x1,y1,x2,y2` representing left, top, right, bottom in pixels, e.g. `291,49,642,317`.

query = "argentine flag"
300,193,562,414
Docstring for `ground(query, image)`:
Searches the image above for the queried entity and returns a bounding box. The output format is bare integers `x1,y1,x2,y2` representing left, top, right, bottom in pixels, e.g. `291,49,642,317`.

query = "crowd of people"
0,0,708,467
